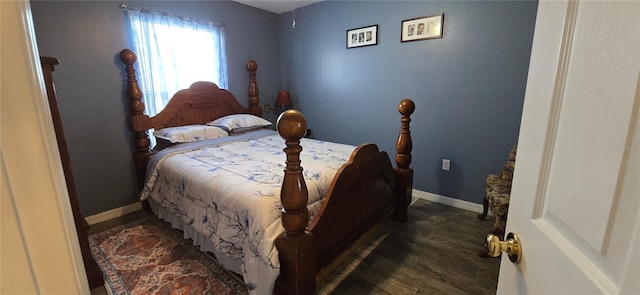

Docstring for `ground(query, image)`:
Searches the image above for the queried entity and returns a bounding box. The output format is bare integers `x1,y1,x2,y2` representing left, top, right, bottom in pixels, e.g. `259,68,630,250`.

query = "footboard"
275,99,414,295
310,143,396,271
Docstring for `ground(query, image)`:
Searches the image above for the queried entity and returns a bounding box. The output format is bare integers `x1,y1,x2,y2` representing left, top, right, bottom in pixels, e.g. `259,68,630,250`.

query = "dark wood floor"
89,199,500,294
317,199,500,294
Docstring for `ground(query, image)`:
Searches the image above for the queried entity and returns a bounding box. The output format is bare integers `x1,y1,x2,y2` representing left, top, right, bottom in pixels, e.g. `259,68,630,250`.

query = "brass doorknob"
485,232,522,264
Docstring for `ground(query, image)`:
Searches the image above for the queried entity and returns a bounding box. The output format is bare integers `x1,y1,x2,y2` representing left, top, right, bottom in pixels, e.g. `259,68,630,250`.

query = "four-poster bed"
119,48,415,294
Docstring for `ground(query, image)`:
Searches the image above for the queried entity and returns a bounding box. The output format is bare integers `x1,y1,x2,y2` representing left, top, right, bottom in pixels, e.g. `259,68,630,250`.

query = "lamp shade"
275,90,293,108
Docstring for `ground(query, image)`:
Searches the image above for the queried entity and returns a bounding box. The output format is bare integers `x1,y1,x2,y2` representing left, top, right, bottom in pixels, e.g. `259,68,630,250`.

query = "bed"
118,49,415,295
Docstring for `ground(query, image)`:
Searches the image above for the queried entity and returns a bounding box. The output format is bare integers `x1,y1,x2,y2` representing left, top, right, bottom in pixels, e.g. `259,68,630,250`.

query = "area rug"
89,216,248,295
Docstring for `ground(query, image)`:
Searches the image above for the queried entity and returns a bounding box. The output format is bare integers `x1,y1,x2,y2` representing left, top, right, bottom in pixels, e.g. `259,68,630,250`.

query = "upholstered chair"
478,146,517,235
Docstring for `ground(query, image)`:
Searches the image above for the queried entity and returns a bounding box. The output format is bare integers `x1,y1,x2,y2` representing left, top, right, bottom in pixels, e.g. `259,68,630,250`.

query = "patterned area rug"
89,216,248,295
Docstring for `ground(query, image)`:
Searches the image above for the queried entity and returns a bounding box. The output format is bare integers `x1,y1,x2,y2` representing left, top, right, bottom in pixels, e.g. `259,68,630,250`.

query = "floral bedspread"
140,129,355,294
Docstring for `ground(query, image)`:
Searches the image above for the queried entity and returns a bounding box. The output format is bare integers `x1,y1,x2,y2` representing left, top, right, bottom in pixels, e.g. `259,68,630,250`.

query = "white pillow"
207,114,272,132
153,125,228,143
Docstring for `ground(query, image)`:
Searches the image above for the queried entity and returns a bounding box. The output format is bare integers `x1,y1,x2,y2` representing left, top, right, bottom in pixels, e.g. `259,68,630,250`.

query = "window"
125,7,228,117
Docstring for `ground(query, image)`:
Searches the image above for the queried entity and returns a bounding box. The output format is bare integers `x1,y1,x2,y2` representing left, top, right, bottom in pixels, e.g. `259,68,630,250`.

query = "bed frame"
119,49,415,295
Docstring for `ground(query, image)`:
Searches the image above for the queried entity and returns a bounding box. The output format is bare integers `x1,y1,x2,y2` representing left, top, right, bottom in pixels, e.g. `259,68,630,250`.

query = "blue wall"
30,0,538,216
279,1,538,203
30,0,281,215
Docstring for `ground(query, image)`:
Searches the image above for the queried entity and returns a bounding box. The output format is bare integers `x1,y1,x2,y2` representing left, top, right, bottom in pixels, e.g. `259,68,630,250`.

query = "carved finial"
277,110,307,141
246,60,258,72
119,49,137,65
398,98,415,116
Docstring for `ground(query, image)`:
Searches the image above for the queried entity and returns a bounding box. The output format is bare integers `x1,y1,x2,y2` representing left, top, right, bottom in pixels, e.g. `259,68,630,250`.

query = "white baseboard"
86,191,485,225
85,202,142,225
412,189,490,216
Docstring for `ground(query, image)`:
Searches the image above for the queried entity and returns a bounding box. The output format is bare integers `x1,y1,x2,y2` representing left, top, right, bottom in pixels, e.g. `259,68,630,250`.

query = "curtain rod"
120,3,225,27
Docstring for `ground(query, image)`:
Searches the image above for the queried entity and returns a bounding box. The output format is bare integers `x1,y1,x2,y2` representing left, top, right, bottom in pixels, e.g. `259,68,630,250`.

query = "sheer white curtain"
125,7,228,117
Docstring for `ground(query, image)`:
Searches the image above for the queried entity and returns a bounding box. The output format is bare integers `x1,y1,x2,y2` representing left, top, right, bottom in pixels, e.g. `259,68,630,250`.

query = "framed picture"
401,14,443,42
347,25,378,49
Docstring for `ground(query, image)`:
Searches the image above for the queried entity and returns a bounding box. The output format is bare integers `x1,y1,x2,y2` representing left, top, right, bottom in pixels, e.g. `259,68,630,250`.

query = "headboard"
118,49,262,186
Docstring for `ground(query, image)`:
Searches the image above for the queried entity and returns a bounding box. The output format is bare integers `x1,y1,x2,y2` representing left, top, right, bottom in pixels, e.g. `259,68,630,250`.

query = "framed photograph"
347,25,378,49
401,14,443,42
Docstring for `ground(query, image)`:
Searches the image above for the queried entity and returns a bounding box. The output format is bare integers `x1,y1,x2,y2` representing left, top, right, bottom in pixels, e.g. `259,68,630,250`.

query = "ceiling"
232,0,322,14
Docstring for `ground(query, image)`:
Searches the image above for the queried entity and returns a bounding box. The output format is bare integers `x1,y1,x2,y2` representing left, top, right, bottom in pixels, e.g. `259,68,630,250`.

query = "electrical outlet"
442,159,451,171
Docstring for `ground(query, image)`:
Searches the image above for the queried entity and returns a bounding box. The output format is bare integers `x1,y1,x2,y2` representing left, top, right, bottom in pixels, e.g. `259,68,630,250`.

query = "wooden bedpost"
119,49,151,188
275,110,316,295
246,60,262,117
393,98,415,222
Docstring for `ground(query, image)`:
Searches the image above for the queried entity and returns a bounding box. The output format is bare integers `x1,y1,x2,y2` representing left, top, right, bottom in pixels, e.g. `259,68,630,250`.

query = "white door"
1,0,89,293
497,1,640,294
